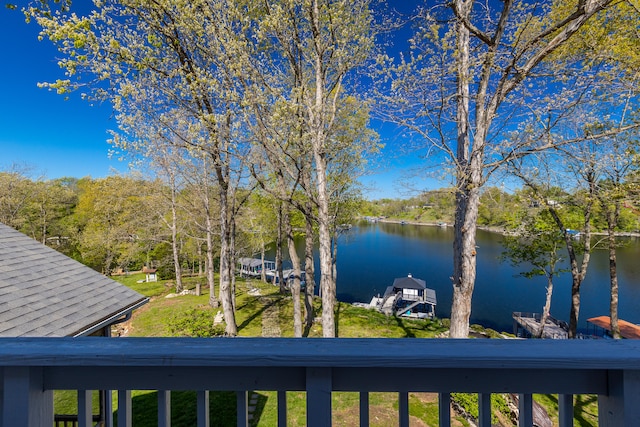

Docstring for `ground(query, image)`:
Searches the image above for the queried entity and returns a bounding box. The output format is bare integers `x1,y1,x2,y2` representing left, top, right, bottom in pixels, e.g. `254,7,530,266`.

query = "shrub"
167,308,225,337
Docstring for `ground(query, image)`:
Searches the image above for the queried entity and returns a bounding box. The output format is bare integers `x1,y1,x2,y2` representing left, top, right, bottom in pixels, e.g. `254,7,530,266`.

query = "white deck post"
598,369,640,426
2,366,52,427
158,390,171,427
478,393,491,427
558,394,573,427
306,367,332,427
117,390,132,427
77,390,92,427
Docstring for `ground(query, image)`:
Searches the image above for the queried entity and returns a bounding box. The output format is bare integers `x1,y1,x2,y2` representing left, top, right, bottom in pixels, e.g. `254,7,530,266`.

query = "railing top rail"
1,337,640,370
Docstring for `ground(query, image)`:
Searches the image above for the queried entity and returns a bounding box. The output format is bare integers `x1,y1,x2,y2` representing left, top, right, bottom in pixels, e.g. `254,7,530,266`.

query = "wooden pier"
513,312,569,339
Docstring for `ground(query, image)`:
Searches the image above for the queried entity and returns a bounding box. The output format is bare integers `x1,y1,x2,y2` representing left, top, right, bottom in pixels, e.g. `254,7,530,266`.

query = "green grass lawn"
52,273,598,426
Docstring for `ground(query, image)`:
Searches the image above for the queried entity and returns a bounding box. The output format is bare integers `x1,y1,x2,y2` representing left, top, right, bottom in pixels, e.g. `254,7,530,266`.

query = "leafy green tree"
244,0,378,336
0,167,36,230
378,0,635,337
74,176,158,275
592,129,638,338
502,212,569,338
30,0,265,335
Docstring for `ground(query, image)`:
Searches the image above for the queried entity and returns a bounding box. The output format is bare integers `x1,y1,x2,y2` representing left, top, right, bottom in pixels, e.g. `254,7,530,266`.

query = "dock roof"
238,258,274,268
587,316,640,340
392,275,427,290
0,223,147,337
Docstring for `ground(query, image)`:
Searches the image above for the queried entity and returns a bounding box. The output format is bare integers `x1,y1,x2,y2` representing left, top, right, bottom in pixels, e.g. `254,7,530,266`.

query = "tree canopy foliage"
13,0,640,337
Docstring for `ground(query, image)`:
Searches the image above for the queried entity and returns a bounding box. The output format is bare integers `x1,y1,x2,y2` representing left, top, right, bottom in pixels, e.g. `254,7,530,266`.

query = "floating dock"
512,312,568,339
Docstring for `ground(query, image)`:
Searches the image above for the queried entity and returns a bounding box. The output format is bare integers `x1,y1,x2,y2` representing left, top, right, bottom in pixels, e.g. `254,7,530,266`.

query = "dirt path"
260,296,282,337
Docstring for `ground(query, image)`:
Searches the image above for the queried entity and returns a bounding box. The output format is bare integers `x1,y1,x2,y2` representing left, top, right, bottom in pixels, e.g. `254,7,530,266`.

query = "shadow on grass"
574,394,598,427
250,392,269,426
393,315,416,338
236,295,282,334
114,390,238,427
334,302,342,337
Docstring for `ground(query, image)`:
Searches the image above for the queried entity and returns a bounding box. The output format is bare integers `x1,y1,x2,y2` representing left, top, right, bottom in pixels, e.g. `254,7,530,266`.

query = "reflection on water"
283,222,640,334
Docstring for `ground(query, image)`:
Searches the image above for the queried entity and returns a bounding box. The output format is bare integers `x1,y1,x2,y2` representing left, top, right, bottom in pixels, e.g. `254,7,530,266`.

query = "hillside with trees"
3,0,637,338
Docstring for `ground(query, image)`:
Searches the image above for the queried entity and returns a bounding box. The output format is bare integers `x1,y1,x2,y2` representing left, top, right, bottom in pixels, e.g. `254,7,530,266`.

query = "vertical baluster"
306,367,332,427
104,390,113,427
2,367,52,427
398,392,409,427
117,390,132,427
158,390,171,427
197,390,209,427
598,369,640,426
237,391,248,427
558,394,573,427
277,391,287,427
518,393,533,427
478,393,491,427
359,392,369,427
438,392,451,427
77,390,92,427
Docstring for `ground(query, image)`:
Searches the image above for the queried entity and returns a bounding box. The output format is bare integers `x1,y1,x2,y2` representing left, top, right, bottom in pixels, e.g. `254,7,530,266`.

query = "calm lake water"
297,222,640,334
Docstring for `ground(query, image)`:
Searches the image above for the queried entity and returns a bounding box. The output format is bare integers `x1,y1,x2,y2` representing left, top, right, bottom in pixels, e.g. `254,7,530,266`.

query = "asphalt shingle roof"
392,276,427,290
0,223,147,337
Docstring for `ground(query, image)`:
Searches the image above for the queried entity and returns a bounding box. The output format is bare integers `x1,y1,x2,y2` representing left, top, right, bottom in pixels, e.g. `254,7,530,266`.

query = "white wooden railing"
1,337,639,427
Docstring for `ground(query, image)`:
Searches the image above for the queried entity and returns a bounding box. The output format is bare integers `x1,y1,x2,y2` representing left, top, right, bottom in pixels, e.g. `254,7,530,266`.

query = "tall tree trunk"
170,184,183,293
206,214,218,308
230,216,237,312
216,170,237,336
315,155,335,337
608,227,619,338
548,201,591,339
310,0,337,338
331,229,338,298
275,204,285,292
536,275,554,338
607,205,620,338
304,213,316,329
260,242,267,283
450,1,476,338
284,209,303,337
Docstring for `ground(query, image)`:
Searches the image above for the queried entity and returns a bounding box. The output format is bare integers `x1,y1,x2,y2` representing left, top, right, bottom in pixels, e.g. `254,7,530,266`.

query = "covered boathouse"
378,274,437,319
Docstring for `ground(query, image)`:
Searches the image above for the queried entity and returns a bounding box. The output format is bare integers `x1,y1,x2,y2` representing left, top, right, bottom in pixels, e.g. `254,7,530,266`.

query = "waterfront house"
238,257,275,278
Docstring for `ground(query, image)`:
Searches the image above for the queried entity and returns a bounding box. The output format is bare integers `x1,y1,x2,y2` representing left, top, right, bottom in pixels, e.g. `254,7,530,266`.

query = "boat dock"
363,274,437,319
513,312,569,339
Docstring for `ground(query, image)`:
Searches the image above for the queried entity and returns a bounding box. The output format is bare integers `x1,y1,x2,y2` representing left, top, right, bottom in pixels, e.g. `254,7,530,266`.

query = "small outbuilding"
142,266,158,283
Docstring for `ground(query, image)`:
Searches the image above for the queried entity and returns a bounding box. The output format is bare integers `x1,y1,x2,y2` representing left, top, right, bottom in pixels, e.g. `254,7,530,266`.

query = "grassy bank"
53,273,597,426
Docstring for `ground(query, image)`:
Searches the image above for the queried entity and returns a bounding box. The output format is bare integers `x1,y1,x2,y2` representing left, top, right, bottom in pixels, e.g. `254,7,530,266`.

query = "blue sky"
0,6,128,179
0,3,443,199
